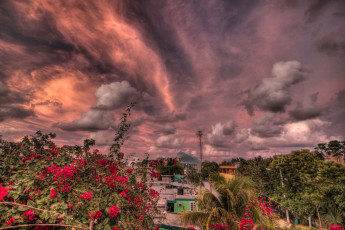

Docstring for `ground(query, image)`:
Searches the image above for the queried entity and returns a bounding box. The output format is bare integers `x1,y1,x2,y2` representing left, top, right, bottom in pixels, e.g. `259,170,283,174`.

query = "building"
219,165,238,180
219,165,238,175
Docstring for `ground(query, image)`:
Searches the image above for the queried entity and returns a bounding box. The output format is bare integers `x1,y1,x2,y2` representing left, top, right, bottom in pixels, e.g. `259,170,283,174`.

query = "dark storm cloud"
314,36,345,57
243,61,307,115
31,100,62,108
289,93,325,120
305,0,333,23
57,109,117,132
0,82,27,105
147,112,187,124
155,123,176,135
0,105,34,122
251,113,286,138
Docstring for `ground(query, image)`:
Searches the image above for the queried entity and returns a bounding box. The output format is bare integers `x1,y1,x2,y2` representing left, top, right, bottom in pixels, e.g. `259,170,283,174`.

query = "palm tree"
180,175,275,229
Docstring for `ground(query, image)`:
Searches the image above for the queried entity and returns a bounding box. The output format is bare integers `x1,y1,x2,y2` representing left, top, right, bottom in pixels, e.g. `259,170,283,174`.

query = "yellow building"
219,165,237,175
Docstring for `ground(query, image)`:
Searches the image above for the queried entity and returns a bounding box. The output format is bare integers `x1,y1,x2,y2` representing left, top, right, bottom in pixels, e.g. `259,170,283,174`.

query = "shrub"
0,104,160,229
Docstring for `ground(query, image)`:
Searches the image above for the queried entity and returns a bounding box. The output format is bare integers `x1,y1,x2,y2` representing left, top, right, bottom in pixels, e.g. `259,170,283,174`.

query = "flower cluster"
7,217,15,226
330,226,344,230
0,113,160,230
80,191,92,200
109,205,119,217
23,209,37,221
0,185,7,201
88,210,102,220
239,217,254,230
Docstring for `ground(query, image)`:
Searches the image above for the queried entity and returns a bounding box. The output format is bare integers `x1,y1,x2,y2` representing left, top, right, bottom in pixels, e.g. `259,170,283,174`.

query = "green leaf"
103,217,109,224
104,224,112,230
18,206,29,211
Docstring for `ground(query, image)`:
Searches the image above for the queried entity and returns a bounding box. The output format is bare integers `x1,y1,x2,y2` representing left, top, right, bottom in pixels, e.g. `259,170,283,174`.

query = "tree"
156,158,184,175
237,156,273,194
315,140,345,163
179,175,276,229
268,149,345,226
201,161,219,180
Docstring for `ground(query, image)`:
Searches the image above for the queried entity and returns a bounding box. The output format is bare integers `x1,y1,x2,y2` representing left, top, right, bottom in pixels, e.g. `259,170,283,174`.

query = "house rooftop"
177,151,200,165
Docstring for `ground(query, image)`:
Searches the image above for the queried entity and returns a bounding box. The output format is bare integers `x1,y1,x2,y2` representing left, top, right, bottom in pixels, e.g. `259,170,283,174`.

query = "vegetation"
315,140,345,163
156,158,184,175
233,147,345,227
0,105,161,230
201,161,220,180
180,175,276,229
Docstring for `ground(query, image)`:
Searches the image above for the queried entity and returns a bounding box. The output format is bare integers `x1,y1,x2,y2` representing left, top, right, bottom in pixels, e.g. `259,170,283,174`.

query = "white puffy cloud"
155,134,185,149
247,118,341,149
243,61,306,115
207,120,248,147
95,81,138,110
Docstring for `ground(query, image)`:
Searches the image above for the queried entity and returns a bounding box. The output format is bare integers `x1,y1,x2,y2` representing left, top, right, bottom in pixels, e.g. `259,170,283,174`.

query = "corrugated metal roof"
177,151,200,165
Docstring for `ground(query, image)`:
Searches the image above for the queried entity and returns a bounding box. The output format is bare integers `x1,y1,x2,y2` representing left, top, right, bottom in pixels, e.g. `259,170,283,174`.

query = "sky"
0,0,345,162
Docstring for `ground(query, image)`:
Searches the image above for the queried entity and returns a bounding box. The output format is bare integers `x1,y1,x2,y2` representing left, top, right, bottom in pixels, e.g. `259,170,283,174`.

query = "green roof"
177,151,200,165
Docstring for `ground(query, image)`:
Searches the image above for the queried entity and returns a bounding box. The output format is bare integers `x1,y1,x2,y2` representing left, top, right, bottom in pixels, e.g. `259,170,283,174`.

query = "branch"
0,202,88,229
0,224,88,230
0,202,63,216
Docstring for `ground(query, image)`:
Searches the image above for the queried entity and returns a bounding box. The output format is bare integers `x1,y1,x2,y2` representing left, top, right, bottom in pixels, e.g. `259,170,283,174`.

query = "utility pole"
196,130,203,189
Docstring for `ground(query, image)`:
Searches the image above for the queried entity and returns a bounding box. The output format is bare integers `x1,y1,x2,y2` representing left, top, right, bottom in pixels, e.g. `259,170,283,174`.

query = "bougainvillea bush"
0,105,161,229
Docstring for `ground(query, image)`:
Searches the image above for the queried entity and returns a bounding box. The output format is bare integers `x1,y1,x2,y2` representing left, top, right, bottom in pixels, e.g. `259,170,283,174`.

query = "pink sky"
1,0,344,162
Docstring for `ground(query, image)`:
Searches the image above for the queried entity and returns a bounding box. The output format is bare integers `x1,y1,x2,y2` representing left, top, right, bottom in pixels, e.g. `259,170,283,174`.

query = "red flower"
49,188,58,199
126,169,132,174
154,226,159,230
108,205,119,217
80,192,92,200
0,186,7,201
7,217,15,226
88,210,102,220
23,209,36,221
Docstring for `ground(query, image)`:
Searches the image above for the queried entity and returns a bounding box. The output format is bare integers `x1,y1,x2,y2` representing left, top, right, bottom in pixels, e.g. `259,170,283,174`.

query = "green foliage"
180,175,277,229
185,167,200,186
0,104,160,229
268,149,345,225
237,156,273,194
315,140,345,163
201,161,219,180
156,158,184,175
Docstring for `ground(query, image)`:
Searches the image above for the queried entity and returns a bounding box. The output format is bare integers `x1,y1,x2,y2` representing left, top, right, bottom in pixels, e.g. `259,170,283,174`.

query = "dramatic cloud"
155,134,185,149
207,121,248,148
95,81,138,110
289,93,324,120
147,112,187,124
0,0,344,161
57,109,117,131
155,123,176,135
251,113,286,138
314,36,345,57
243,61,307,115
0,105,34,122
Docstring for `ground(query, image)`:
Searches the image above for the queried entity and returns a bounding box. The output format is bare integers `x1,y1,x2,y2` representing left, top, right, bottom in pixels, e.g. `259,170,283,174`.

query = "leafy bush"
0,105,160,229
